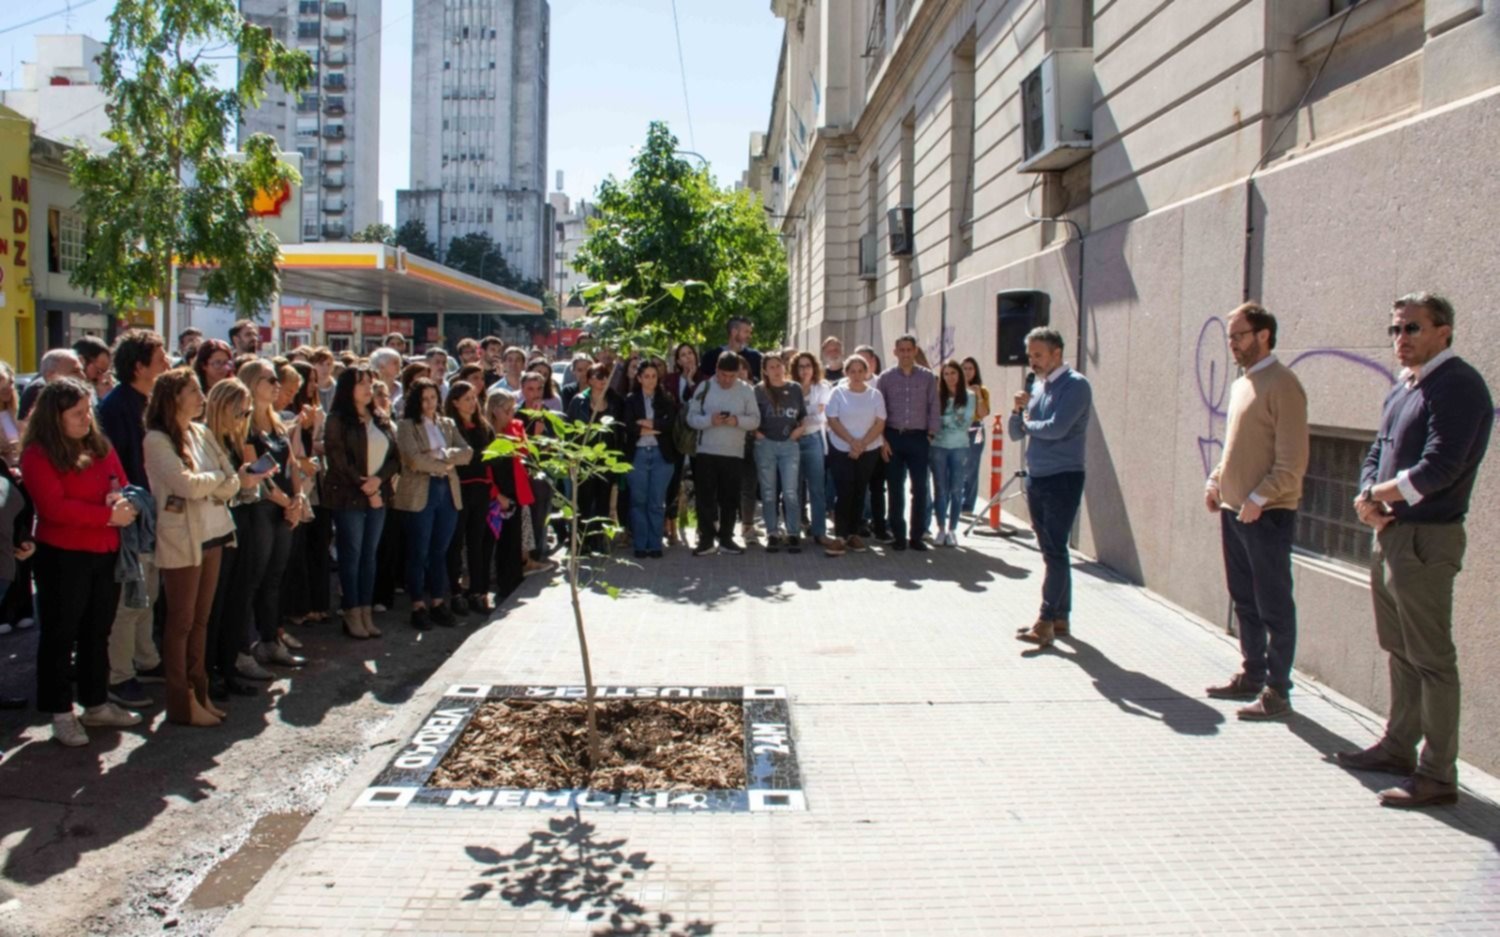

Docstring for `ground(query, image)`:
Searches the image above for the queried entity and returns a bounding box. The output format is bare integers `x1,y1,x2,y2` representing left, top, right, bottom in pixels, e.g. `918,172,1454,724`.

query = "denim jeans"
401,477,460,603
797,433,827,539
226,501,293,646
883,430,931,542
755,438,801,536
1025,471,1085,622
334,505,387,609
1221,508,1298,694
962,426,986,512
628,445,674,551
930,445,968,532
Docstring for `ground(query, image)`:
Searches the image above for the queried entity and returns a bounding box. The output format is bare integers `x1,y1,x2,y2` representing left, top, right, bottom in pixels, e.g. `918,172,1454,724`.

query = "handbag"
672,382,709,457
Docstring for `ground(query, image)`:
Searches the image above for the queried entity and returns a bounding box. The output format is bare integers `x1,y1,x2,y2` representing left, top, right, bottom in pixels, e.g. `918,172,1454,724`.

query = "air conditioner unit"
858,232,878,280
887,206,913,257
1018,48,1094,173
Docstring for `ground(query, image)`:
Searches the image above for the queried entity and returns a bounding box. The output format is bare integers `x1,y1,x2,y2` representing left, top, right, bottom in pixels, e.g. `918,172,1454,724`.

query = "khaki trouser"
1370,522,1466,784
107,552,161,685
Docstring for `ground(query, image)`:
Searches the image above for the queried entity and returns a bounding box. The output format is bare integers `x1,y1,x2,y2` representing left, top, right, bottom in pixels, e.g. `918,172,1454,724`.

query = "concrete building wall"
239,0,381,241
401,0,549,284
765,0,1500,773
0,35,111,153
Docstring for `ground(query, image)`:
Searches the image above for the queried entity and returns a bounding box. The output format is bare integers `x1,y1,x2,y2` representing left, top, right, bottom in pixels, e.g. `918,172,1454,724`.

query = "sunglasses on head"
1387,323,1425,338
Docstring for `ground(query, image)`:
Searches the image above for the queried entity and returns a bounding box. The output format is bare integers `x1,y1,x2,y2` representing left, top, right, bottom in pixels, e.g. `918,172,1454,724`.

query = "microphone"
1024,371,1036,392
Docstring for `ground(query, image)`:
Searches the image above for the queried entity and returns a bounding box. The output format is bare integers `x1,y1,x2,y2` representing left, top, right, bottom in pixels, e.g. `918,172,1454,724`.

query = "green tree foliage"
573,122,788,347
394,219,437,259
353,222,395,244
444,231,544,299
66,0,312,332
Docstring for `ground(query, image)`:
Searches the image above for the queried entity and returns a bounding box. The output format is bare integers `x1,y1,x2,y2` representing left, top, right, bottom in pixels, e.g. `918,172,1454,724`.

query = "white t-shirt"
422,417,446,460
825,384,886,453
365,419,390,476
800,380,831,434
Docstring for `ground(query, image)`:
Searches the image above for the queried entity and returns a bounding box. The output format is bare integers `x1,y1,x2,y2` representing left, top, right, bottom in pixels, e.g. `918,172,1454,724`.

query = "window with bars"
1296,431,1376,567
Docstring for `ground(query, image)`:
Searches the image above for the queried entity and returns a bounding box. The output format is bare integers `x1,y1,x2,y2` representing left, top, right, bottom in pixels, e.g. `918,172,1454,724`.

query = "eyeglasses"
208,359,231,370
1387,323,1424,338
1227,330,1257,343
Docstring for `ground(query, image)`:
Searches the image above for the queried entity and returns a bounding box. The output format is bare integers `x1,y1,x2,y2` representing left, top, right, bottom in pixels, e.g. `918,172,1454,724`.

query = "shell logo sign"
252,181,293,217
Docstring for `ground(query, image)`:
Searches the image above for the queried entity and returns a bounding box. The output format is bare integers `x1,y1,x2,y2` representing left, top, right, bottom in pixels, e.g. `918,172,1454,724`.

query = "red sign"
362,314,388,334
426,327,440,342
280,304,312,330
389,317,414,337
324,310,354,333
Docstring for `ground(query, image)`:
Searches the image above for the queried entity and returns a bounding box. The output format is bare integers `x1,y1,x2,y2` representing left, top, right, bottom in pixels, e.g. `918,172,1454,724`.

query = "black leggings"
448,483,495,599
284,504,333,617
226,501,292,646
34,545,119,713
832,449,881,538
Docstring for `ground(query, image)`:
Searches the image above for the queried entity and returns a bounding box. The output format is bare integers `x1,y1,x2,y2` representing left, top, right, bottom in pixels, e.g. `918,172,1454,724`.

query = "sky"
0,0,785,222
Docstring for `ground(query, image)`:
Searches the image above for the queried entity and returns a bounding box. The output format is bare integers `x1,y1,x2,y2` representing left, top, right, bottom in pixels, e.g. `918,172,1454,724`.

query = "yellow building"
0,106,37,370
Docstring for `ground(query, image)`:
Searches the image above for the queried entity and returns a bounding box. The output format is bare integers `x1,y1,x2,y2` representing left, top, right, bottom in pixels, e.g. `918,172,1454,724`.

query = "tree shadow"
602,540,1030,611
1037,635,1226,736
1285,712,1500,851
464,814,715,936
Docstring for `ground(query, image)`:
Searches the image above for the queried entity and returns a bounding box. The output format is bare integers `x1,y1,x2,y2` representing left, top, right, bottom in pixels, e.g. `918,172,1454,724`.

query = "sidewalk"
223,520,1500,936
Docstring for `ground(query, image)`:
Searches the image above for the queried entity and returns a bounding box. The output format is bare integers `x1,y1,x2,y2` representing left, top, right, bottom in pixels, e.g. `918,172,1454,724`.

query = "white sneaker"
52,713,88,747
945,531,957,547
0,622,11,635
79,702,143,728
16,617,35,629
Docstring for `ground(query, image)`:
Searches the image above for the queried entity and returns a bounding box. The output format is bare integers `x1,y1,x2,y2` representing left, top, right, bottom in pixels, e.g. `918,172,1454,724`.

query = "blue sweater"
1360,355,1493,524
1008,367,1092,478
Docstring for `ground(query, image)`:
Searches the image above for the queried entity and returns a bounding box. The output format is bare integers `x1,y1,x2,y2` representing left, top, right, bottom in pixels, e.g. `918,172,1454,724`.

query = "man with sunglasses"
1336,293,1493,809
1203,303,1309,720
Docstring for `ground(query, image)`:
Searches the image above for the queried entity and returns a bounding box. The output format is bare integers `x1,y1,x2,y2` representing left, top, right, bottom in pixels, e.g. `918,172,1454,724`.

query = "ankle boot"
185,697,222,727
361,606,382,637
343,608,370,639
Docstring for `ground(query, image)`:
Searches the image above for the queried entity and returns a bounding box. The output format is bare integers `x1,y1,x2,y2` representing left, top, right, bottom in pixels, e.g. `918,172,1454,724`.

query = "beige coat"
144,425,241,569
392,416,472,512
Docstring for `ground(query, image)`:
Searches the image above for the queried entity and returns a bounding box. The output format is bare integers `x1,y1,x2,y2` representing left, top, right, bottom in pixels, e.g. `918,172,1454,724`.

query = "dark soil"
429,699,747,791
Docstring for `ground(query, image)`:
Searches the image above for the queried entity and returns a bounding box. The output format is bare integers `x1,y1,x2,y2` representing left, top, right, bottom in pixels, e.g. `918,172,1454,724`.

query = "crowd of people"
0,316,1004,747
1,292,1490,815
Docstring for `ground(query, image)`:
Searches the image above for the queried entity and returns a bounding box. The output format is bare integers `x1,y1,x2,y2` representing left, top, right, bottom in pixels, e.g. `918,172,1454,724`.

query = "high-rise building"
238,0,382,242
399,0,550,285
547,187,598,320
0,35,111,152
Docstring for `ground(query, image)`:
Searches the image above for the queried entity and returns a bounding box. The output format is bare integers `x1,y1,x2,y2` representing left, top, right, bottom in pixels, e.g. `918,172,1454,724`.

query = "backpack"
673,382,710,456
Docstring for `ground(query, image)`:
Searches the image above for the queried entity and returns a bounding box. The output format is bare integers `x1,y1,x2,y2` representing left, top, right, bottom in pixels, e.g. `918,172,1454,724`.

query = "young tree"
574,121,788,346
67,0,313,336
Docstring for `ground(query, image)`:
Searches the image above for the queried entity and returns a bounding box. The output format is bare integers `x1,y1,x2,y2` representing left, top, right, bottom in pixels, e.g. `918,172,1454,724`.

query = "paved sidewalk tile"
223,525,1500,936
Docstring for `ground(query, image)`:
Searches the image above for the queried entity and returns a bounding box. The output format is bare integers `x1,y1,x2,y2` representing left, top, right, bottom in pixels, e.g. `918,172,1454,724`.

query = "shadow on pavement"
1041,635,1226,737
605,541,1031,611
0,575,556,889
1286,713,1500,851
464,813,715,936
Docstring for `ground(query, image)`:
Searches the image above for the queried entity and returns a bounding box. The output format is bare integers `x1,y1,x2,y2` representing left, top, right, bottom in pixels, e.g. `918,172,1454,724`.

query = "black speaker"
996,289,1051,366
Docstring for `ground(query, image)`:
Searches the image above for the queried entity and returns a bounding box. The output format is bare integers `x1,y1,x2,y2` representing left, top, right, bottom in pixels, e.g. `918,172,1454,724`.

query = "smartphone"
247,452,278,475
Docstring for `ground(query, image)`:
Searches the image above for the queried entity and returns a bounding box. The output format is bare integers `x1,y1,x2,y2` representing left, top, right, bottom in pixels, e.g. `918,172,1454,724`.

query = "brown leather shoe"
1206,672,1264,701
1379,775,1459,809
1016,619,1055,649
1016,619,1069,637
1236,687,1291,721
1335,744,1417,776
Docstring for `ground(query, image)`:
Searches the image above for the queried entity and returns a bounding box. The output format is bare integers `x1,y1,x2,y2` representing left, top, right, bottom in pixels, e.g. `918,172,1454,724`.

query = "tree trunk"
566,465,601,771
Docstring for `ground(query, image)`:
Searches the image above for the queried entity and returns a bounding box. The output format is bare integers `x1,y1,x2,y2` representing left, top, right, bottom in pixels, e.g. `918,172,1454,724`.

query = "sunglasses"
1387,323,1425,338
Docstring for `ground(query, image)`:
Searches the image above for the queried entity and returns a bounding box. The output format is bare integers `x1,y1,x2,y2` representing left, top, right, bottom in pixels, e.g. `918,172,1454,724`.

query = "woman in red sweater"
20,378,143,746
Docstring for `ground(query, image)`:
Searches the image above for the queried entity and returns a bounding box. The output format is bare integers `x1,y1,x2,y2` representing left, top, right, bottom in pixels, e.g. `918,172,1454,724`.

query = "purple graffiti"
1285,348,1395,384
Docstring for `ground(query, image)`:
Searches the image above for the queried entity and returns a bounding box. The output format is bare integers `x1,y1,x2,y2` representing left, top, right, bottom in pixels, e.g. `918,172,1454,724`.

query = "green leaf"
604,585,621,600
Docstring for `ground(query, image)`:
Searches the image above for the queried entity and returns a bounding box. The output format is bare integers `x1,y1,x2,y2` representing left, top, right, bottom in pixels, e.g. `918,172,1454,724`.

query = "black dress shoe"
449,594,471,616
411,607,432,631
891,539,908,552
208,678,231,703
909,538,928,551
431,603,458,627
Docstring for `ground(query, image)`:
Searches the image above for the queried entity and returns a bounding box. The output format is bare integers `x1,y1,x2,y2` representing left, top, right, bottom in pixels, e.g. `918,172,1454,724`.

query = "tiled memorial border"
355,685,806,812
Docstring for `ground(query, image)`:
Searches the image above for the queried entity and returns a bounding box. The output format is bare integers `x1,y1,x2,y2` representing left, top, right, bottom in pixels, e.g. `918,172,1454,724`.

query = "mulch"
428,699,748,791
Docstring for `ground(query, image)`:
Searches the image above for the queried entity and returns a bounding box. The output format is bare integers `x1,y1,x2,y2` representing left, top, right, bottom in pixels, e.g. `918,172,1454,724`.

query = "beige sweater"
1209,358,1309,512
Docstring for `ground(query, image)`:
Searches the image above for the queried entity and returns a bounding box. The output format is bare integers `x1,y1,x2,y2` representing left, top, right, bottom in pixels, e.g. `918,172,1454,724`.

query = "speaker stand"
966,468,1028,537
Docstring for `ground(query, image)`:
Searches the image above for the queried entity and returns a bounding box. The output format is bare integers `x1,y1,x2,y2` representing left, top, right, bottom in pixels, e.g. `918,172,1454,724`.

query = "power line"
669,0,696,151
0,0,102,38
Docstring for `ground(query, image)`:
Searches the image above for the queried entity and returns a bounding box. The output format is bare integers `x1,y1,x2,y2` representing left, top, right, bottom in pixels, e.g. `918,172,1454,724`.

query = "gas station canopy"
178,243,543,316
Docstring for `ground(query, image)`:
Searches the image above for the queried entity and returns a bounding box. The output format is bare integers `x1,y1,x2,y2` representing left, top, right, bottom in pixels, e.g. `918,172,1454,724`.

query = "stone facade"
239,0,382,242
755,0,1500,773
400,0,551,285
546,191,597,315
